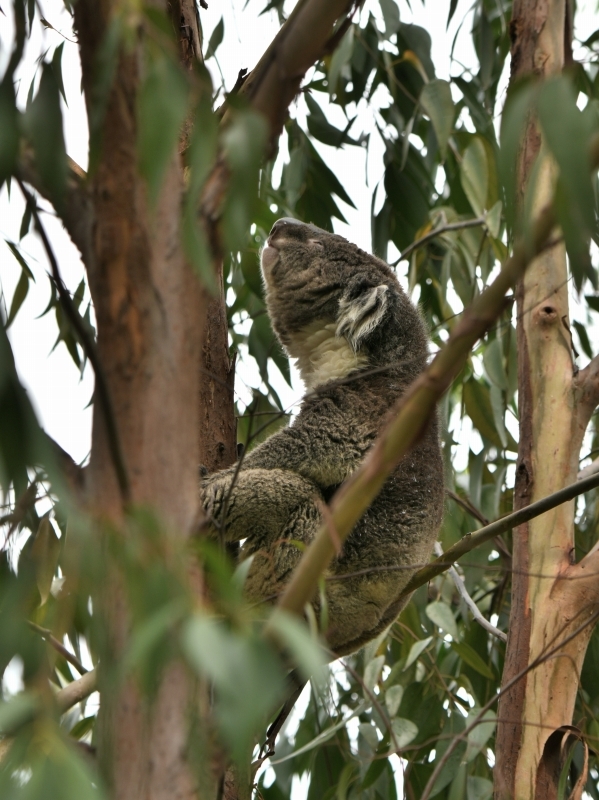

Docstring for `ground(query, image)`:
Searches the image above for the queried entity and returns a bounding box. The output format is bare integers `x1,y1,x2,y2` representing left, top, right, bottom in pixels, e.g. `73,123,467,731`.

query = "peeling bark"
495,2,599,797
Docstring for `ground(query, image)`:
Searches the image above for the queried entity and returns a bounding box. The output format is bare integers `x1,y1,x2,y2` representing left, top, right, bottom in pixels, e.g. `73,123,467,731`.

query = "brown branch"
17,180,130,504
42,431,86,498
56,668,97,713
391,217,486,266
16,147,94,271
200,0,358,227
27,621,88,675
399,469,599,599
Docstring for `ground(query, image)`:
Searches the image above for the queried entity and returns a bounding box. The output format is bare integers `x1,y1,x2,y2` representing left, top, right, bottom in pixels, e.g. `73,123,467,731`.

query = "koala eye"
308,239,324,250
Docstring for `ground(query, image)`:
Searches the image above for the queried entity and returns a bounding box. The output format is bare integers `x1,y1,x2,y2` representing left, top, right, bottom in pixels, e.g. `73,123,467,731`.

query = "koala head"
260,218,428,389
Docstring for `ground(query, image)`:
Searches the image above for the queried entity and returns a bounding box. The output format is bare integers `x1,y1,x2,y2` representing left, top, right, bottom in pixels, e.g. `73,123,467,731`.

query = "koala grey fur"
202,218,444,656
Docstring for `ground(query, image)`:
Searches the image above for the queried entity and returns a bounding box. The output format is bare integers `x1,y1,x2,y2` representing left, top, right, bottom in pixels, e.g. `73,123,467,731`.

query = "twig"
56,668,97,713
27,621,88,675
433,543,506,641
398,468,599,599
17,180,130,504
391,217,486,266
419,607,599,800
446,489,489,525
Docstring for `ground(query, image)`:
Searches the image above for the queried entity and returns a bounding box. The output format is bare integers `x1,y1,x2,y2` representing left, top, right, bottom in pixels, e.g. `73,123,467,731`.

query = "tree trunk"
73,5,212,798
495,2,599,797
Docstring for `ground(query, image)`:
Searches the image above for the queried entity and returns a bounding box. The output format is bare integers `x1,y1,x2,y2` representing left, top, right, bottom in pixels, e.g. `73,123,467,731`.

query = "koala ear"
336,281,389,351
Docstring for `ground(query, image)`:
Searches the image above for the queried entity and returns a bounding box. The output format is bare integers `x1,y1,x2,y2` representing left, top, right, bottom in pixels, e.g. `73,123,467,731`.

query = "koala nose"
269,218,327,244
269,218,305,241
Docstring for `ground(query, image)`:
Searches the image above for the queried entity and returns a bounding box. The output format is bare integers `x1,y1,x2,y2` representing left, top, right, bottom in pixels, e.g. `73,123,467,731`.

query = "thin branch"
42,431,85,497
16,147,94,271
27,621,88,675
577,455,599,481
399,468,599,599
17,180,130,504
433,543,507,641
446,489,489,526
391,217,486,266
56,668,97,713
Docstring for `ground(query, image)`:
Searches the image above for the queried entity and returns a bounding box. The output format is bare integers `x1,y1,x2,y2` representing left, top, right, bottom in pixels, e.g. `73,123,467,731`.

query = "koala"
202,218,444,656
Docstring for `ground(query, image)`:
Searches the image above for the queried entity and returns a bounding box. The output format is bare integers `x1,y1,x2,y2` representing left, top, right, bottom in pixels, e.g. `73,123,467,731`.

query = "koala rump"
201,218,444,656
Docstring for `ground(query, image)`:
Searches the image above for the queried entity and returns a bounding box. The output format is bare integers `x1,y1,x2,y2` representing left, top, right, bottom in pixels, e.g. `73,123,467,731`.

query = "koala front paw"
200,475,232,526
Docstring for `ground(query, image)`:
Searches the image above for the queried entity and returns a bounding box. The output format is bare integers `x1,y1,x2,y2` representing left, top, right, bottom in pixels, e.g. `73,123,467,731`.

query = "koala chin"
201,218,444,656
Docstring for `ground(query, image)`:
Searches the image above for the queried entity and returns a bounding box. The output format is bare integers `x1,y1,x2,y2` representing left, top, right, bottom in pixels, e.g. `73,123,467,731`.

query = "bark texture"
73,4,206,799
495,2,599,797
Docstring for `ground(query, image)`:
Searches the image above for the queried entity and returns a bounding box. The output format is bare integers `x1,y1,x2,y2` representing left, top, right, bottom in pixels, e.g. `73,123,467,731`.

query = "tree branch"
17,180,130,504
391,217,486,266
399,469,599,599
28,621,88,675
433,543,507,641
42,431,85,498
200,0,359,227
56,668,97,713
16,147,94,272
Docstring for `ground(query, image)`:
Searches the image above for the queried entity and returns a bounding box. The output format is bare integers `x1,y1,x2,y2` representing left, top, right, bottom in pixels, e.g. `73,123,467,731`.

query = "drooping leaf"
420,79,454,158
137,53,189,205
23,63,67,208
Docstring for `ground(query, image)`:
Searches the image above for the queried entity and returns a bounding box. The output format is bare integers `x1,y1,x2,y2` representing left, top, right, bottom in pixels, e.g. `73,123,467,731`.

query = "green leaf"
0,78,19,188
0,692,38,735
267,610,327,681
460,137,488,215
485,199,502,239
464,709,496,762
573,319,594,359
467,776,493,800
404,635,432,670
205,17,224,60
363,654,385,693
538,76,594,291
182,615,285,761
483,338,507,390
30,514,61,605
379,0,400,38
137,54,189,205
6,268,30,329
51,42,67,105
451,641,495,679
23,64,67,208
420,79,454,159
426,601,459,640
222,110,269,252
328,27,354,97
384,684,403,717
391,717,419,748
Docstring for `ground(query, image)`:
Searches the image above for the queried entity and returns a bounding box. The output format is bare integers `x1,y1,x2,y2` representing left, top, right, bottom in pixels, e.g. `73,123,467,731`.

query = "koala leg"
201,467,322,545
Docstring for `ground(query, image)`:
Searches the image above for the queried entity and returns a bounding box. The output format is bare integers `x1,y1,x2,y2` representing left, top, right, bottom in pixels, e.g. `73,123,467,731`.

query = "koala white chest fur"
289,320,369,390
201,217,444,656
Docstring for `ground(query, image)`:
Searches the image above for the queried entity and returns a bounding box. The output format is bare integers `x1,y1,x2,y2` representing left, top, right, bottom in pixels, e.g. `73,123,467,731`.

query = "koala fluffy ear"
336,280,389,351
